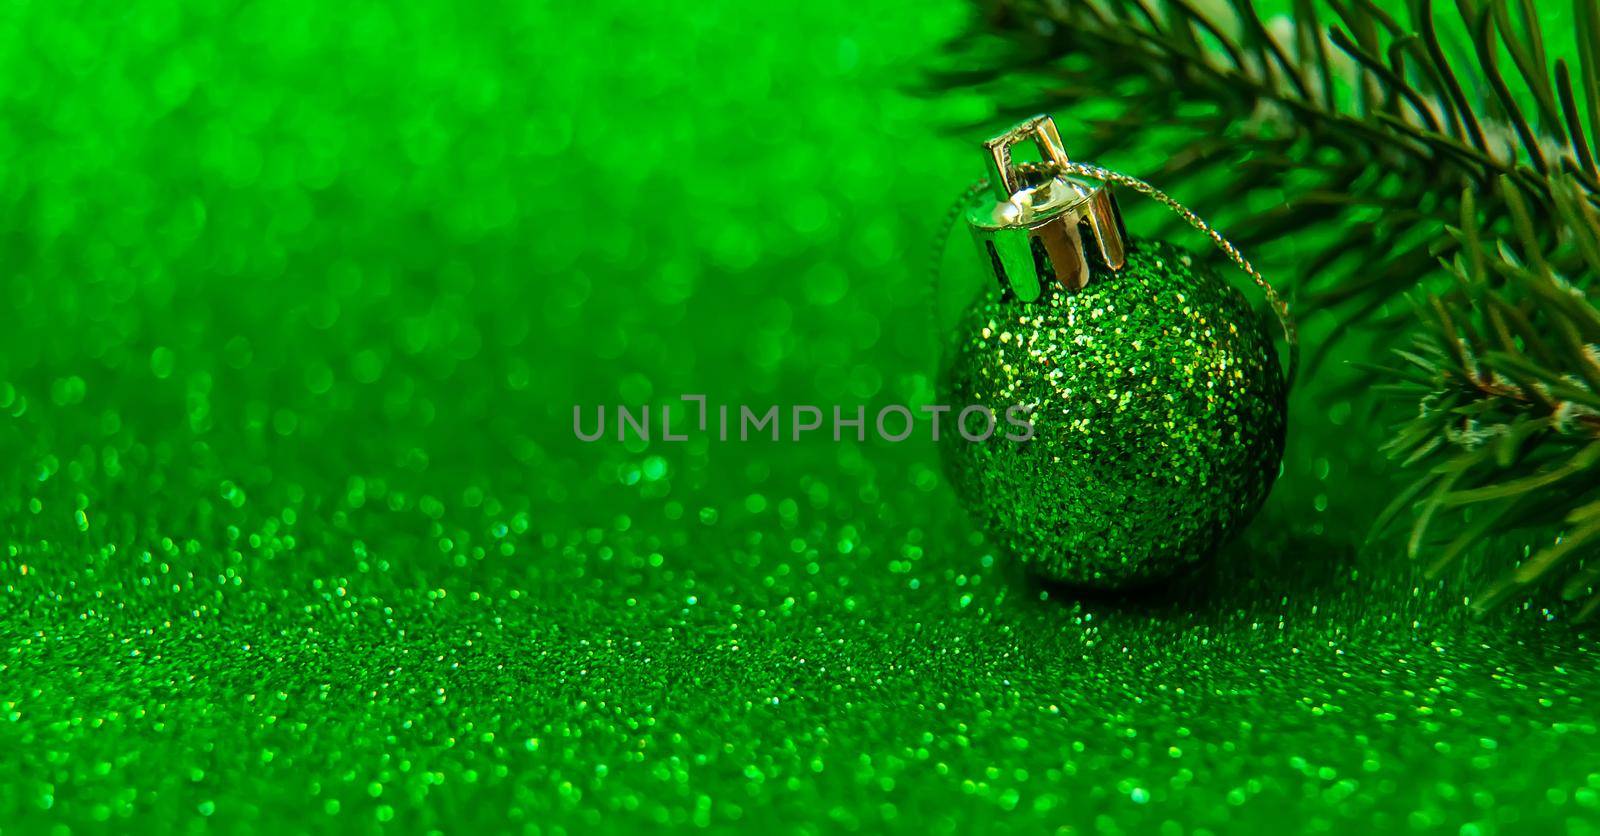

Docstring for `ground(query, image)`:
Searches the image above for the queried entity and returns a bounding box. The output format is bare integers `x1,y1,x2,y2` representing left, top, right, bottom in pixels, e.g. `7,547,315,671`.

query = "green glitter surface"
2,1,1600,834
944,241,1286,587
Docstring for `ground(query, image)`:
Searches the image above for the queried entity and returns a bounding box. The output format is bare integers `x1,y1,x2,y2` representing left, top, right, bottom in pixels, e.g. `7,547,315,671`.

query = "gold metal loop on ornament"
982,114,1072,199
965,116,1129,298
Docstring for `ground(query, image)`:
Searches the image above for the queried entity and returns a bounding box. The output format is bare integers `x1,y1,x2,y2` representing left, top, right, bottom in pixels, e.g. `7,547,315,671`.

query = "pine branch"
1372,176,1600,615
944,0,1600,614
944,0,1594,343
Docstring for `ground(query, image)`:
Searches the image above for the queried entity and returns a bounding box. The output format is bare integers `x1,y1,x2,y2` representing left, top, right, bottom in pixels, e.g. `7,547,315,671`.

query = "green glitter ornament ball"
942,239,1287,588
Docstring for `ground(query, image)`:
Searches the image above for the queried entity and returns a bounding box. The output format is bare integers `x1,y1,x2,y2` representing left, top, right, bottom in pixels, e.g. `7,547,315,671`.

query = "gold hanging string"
929,162,1299,388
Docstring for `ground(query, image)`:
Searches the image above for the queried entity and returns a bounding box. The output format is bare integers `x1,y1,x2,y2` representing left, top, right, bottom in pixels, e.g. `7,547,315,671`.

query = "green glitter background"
944,241,1286,588
2,1,1599,833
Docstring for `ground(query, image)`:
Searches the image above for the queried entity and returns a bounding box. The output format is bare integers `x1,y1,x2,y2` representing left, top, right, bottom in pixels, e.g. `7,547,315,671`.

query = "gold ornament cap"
965,115,1128,302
